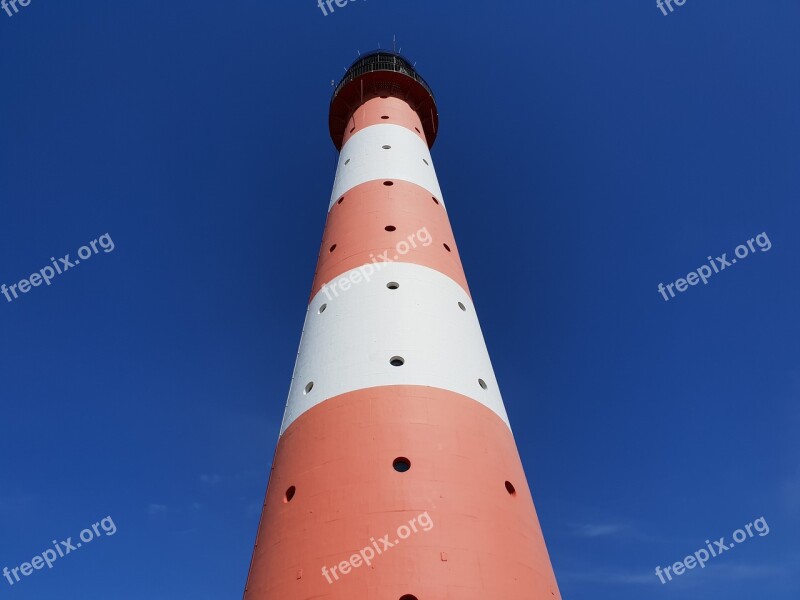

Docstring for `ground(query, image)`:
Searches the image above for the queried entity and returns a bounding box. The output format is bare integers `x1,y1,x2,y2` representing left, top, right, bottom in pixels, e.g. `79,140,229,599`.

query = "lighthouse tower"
243,50,562,600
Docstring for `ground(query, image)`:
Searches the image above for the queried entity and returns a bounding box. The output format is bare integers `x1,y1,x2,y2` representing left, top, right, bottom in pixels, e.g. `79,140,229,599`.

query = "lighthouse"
243,50,562,599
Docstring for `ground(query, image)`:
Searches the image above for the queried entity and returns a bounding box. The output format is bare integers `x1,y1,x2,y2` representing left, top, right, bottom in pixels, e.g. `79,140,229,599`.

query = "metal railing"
331,53,434,102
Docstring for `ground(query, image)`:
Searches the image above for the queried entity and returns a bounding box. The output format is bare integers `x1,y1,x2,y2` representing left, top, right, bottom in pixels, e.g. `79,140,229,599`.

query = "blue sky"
0,1,798,598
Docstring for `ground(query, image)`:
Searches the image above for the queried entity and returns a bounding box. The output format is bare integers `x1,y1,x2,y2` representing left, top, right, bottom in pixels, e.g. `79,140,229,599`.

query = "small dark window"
393,457,411,472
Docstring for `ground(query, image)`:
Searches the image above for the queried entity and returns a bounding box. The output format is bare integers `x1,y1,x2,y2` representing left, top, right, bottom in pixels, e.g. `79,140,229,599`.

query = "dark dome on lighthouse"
329,50,439,150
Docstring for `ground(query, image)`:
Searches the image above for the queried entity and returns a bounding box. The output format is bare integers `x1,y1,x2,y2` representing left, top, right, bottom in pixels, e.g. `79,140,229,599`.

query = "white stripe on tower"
280,262,508,434
329,124,445,210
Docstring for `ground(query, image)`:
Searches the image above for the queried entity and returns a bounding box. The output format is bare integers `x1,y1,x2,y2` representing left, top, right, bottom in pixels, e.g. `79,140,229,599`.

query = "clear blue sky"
1,1,798,599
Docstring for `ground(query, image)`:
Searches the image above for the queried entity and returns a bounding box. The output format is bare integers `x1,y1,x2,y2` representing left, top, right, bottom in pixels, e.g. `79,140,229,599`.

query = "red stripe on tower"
243,50,562,600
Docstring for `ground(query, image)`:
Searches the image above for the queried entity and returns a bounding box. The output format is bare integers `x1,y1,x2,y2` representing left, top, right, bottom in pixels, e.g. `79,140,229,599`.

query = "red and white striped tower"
243,51,562,600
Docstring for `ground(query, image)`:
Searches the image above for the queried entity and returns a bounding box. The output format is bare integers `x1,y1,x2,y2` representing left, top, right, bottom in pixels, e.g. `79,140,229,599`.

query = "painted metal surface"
282,261,507,435
246,387,562,600
329,124,444,211
340,96,430,148
244,79,562,600
311,178,465,301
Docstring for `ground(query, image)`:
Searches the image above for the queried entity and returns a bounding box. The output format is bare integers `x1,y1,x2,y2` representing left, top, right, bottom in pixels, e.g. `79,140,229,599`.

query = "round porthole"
478,379,488,390
393,457,411,472
505,481,517,496
387,282,399,290
304,382,314,394
390,356,405,367
284,486,296,503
